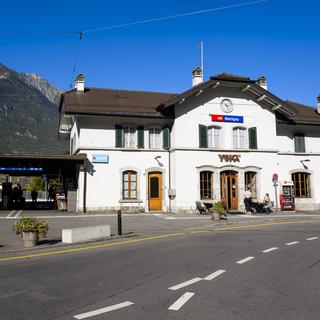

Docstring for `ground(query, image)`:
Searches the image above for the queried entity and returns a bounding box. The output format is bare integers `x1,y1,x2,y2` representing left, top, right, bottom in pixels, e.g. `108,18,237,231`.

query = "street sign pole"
272,173,279,212
274,182,278,212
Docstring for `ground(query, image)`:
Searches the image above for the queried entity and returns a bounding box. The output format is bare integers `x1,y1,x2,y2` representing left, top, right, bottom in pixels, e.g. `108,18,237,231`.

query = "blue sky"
1,0,319,106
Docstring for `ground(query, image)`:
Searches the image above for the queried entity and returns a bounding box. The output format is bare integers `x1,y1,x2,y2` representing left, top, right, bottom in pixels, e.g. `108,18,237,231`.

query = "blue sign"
223,115,244,123
0,167,43,172
92,154,109,164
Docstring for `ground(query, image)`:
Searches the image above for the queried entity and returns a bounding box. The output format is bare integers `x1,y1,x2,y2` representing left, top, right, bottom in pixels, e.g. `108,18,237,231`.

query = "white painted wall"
71,90,320,212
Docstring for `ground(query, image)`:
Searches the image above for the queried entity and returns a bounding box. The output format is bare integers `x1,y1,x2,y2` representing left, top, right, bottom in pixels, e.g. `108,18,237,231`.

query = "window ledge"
119,199,143,203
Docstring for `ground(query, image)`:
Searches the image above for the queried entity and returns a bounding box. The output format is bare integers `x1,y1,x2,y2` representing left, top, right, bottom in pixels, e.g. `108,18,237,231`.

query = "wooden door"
148,172,162,211
220,171,238,210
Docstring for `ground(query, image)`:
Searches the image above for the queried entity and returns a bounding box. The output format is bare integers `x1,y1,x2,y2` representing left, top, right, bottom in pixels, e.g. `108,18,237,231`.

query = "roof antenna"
198,41,204,78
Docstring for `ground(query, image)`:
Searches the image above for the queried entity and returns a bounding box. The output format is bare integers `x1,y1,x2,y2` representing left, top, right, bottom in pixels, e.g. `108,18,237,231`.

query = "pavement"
1,209,320,255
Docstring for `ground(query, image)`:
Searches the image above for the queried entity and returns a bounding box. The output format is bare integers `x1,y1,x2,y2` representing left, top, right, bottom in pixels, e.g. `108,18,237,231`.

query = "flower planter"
212,212,221,221
22,232,38,247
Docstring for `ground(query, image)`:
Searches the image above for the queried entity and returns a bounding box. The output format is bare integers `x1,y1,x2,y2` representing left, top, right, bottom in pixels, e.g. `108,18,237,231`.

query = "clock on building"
220,99,234,113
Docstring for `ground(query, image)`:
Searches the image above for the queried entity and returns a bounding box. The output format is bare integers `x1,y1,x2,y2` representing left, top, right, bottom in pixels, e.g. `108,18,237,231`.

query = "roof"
60,87,176,118
285,100,320,123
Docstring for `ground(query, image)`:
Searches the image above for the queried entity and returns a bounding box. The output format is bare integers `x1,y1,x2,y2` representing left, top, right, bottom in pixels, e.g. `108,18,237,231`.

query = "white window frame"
124,125,136,148
233,127,247,149
149,127,161,149
208,126,222,148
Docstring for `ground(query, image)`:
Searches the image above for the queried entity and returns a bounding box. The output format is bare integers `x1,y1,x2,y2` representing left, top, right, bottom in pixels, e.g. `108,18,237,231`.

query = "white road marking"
262,247,278,253
236,256,255,264
73,301,134,319
6,210,16,218
14,210,23,218
306,237,318,241
285,241,299,246
154,214,176,220
168,292,195,311
204,269,226,281
169,277,202,291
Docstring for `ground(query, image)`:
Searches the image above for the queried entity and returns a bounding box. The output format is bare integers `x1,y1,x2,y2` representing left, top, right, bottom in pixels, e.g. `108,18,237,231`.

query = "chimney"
192,67,203,87
317,95,320,114
257,75,267,90
75,74,85,93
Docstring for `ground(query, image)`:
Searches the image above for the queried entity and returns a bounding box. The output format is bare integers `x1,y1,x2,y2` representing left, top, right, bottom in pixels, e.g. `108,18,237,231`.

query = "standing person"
31,189,38,203
244,188,253,214
47,186,55,202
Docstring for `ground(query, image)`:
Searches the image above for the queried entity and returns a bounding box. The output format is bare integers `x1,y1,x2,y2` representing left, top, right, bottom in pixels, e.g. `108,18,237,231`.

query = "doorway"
220,171,238,210
148,172,162,211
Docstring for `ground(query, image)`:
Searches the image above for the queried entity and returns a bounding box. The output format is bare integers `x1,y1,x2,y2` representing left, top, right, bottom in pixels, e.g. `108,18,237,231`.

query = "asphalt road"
1,220,320,319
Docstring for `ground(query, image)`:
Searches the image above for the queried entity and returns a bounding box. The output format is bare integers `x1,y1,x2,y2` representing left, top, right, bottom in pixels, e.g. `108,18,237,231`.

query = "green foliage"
28,176,45,191
209,202,225,215
48,178,60,189
13,217,49,238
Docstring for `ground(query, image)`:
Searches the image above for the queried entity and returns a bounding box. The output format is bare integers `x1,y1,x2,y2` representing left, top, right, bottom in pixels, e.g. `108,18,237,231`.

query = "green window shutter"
248,127,257,149
294,133,305,153
199,125,208,148
137,126,144,148
115,125,123,148
163,126,170,149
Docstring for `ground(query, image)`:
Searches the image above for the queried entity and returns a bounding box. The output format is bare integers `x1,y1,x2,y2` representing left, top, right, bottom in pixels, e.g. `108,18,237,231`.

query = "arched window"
208,126,221,148
294,133,305,153
245,171,257,198
233,127,247,149
149,128,161,149
292,172,310,198
123,170,137,199
200,171,213,200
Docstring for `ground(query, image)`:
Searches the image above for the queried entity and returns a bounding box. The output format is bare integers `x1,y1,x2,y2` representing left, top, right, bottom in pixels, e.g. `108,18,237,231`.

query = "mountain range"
0,63,68,154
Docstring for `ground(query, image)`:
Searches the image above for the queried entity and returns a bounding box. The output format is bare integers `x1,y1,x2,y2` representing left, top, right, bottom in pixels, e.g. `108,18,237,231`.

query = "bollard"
117,210,122,236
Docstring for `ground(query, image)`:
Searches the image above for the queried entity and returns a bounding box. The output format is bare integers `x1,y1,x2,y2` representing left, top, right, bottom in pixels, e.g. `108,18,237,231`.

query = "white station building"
59,70,320,213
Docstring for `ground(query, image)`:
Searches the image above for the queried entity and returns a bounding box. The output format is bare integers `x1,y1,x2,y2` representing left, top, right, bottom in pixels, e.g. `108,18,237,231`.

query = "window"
149,128,161,149
233,127,247,149
248,127,257,149
123,171,137,199
245,172,257,198
200,171,213,200
208,126,221,148
294,133,305,153
124,126,136,148
292,172,310,198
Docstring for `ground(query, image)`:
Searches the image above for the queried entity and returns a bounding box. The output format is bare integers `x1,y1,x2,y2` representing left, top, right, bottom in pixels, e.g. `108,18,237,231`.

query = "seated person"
263,193,273,214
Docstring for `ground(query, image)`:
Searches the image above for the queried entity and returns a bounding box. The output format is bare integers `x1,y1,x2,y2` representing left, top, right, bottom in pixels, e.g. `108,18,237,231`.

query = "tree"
28,177,45,191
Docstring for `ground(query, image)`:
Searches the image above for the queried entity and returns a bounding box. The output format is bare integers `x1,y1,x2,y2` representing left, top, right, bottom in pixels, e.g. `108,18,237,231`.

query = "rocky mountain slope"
0,63,68,154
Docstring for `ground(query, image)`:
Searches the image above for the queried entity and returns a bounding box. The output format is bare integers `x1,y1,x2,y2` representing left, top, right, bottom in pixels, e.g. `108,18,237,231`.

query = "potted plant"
209,202,226,221
13,217,49,247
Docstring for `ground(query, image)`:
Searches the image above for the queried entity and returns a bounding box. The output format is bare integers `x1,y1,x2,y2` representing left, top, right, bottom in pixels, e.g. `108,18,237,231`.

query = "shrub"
209,202,225,215
13,217,49,238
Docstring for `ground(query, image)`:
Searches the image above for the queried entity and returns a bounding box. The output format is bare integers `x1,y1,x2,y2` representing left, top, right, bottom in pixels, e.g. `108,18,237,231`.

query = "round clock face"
220,99,234,113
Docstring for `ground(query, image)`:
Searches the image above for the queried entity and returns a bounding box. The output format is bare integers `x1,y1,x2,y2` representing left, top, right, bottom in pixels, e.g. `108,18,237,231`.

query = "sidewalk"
1,210,320,255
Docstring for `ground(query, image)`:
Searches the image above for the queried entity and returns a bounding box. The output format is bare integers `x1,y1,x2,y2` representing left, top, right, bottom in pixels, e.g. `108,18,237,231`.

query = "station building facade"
59,70,320,213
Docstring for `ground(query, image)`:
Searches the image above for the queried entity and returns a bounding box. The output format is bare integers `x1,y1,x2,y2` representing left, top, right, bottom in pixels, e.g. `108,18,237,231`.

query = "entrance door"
220,171,238,210
148,172,162,211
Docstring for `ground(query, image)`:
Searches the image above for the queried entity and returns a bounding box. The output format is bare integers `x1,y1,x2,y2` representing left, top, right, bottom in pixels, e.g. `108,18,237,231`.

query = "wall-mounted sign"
211,114,244,123
92,154,109,164
218,154,241,163
0,167,43,172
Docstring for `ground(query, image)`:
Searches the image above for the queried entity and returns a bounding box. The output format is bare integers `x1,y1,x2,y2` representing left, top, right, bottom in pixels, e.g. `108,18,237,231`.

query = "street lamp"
300,159,310,169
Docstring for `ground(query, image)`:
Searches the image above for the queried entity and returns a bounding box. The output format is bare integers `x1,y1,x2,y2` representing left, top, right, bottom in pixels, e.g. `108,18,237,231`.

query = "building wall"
72,92,320,212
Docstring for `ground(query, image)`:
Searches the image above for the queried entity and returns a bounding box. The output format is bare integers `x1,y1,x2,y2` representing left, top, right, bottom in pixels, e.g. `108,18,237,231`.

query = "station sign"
92,154,109,164
211,114,244,123
0,167,43,172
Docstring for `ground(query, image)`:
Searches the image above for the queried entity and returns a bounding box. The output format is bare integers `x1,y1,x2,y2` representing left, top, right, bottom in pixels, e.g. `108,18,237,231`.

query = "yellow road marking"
190,220,320,233
0,232,185,262
1,220,320,262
